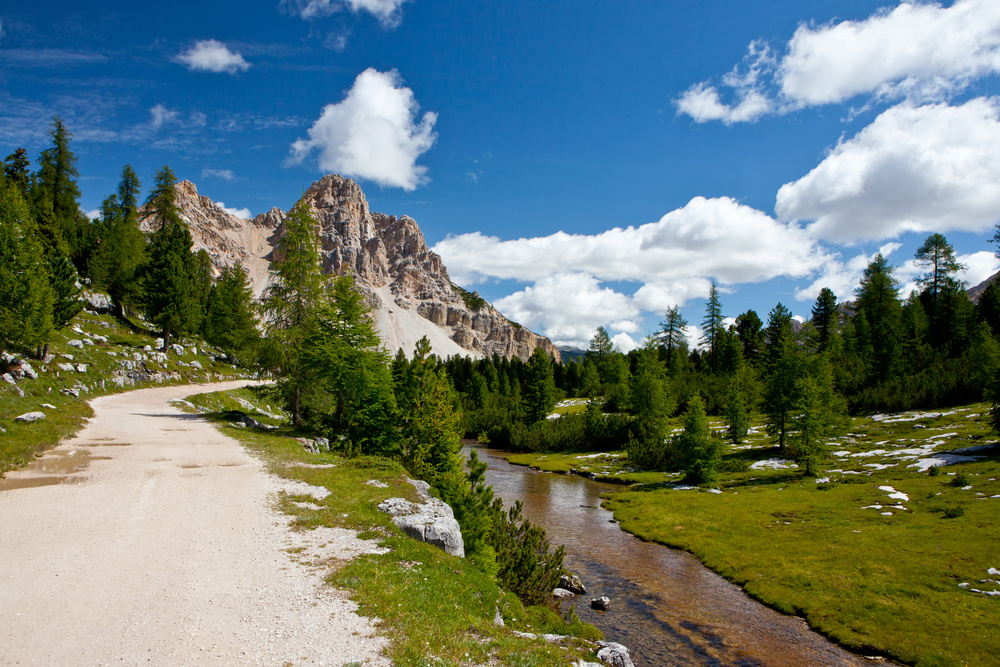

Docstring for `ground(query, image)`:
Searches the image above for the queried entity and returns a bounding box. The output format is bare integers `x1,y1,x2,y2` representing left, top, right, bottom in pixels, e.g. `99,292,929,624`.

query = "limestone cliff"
160,176,558,362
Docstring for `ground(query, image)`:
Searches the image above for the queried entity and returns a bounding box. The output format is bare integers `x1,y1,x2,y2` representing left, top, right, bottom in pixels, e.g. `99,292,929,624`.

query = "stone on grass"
553,587,576,598
14,412,46,423
67,340,84,349
171,344,185,356
10,386,24,397
596,641,634,667
1,373,14,385
57,363,75,372
75,364,88,373
591,596,611,610
40,403,56,410
377,497,465,557
189,360,203,370
61,388,80,397
154,338,164,349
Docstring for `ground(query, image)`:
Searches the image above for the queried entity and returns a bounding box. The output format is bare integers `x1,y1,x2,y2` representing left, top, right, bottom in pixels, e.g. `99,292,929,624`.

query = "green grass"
182,389,605,667
592,406,1000,667
1,308,251,475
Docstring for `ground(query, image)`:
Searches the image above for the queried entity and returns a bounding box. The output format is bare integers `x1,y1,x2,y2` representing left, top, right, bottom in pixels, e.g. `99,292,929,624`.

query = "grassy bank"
1,309,249,475
182,387,605,667
512,405,1000,666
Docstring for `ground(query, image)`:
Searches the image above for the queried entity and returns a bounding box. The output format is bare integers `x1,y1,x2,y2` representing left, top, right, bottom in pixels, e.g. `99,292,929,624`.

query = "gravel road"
0,381,389,666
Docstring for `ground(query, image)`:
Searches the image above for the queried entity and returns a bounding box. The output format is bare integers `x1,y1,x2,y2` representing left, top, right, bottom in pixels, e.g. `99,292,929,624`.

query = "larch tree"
855,253,902,382
658,306,688,355
735,309,764,364
262,198,325,426
203,262,259,360
93,165,147,316
33,116,82,258
523,346,557,424
700,283,724,371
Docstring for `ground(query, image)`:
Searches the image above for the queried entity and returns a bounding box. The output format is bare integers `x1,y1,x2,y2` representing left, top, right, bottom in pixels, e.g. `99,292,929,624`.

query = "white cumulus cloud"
677,0,1000,122
217,201,252,219
776,98,1000,242
493,274,639,349
288,68,437,191
283,0,408,26
175,40,250,74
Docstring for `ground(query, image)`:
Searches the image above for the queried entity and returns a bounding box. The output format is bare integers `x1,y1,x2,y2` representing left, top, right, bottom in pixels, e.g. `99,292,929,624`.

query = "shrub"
950,472,968,487
943,506,965,518
486,499,564,606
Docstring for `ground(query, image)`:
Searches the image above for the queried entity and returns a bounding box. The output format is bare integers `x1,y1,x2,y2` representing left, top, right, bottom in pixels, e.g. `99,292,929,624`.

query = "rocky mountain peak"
166,175,559,362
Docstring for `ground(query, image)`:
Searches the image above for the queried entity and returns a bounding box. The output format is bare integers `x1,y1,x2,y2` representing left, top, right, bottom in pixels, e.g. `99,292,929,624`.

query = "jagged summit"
154,176,558,362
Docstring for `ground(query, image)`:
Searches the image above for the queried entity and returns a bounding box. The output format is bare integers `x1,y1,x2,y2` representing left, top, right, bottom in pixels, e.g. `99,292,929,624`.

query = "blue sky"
3,0,1000,351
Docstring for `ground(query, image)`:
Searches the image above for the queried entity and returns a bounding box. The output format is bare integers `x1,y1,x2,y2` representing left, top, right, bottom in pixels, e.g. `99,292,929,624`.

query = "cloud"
217,201,252,218
793,243,903,303
202,168,236,181
282,0,408,26
288,68,437,191
175,40,250,74
612,333,639,354
436,196,829,304
677,0,1000,122
493,274,640,348
776,98,1000,242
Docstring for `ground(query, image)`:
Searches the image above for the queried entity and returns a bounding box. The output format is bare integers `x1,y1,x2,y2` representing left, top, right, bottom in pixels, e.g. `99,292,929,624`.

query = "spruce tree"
855,253,902,382
915,233,965,306
523,346,557,424
735,309,764,363
676,395,720,485
3,148,31,191
764,302,793,367
811,288,839,351
203,262,259,359
33,116,84,262
142,167,199,349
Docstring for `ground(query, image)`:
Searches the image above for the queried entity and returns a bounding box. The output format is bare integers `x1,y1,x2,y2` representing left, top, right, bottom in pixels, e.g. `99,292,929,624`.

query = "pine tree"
978,281,1000,337
915,233,965,306
762,338,804,453
48,254,83,328
786,359,845,472
700,283,724,371
144,218,200,349
588,326,613,359
724,355,757,444
764,302,793,367
141,165,183,232
811,288,839,351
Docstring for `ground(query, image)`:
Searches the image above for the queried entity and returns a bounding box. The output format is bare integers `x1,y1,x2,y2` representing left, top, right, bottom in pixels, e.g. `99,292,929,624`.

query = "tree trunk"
163,329,171,352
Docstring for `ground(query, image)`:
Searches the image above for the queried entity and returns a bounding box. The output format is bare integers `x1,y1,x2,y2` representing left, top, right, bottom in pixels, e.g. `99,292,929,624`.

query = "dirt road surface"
0,382,388,666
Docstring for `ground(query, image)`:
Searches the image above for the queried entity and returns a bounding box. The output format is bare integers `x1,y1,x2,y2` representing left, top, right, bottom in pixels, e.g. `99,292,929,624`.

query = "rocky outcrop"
168,174,558,362
596,642,634,667
377,496,465,557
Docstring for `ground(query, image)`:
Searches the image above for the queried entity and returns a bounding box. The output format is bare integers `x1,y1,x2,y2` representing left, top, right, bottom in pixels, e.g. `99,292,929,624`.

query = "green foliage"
735,309,764,363
203,262,259,360
658,305,688,355
810,287,839,352
675,394,721,485
0,183,54,353
143,197,202,346
32,116,82,261
523,347,557,424
723,363,757,444
90,165,146,316
700,283,724,371
588,325,613,358
486,499,565,606
451,282,487,311
48,254,83,327
785,360,846,470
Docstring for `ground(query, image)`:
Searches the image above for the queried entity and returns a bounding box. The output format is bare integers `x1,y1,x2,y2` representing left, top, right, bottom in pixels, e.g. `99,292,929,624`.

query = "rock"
57,363,75,372
82,338,95,346
10,386,24,397
0,426,6,433
14,412,46,423
314,437,330,451
596,641,633,667
75,364,88,373
575,662,603,667
366,480,389,488
61,388,80,397
591,596,611,610
493,608,504,627
299,438,318,454
238,413,275,430
1,373,14,385
143,345,152,352
40,403,56,409
189,360,203,370
91,334,107,343
230,421,247,429
560,573,588,594
407,477,432,498
67,339,84,349
377,497,465,557
553,587,576,598
154,338,164,349
171,344,185,356
84,291,113,312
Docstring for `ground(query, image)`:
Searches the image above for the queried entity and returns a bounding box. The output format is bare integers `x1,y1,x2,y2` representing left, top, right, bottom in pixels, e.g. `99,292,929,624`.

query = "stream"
468,444,882,667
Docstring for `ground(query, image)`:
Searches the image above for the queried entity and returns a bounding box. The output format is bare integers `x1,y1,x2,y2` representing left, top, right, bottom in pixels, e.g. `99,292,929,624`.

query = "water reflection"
469,445,879,666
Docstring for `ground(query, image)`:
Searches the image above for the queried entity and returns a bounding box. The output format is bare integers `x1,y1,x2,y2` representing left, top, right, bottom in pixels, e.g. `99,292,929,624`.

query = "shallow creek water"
468,445,882,667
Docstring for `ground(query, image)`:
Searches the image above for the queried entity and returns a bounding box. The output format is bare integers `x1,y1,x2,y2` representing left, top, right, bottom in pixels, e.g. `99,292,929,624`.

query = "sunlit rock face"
160,175,558,362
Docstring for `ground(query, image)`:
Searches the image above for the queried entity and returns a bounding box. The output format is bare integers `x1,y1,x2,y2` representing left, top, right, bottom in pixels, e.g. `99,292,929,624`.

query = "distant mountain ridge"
150,177,558,362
